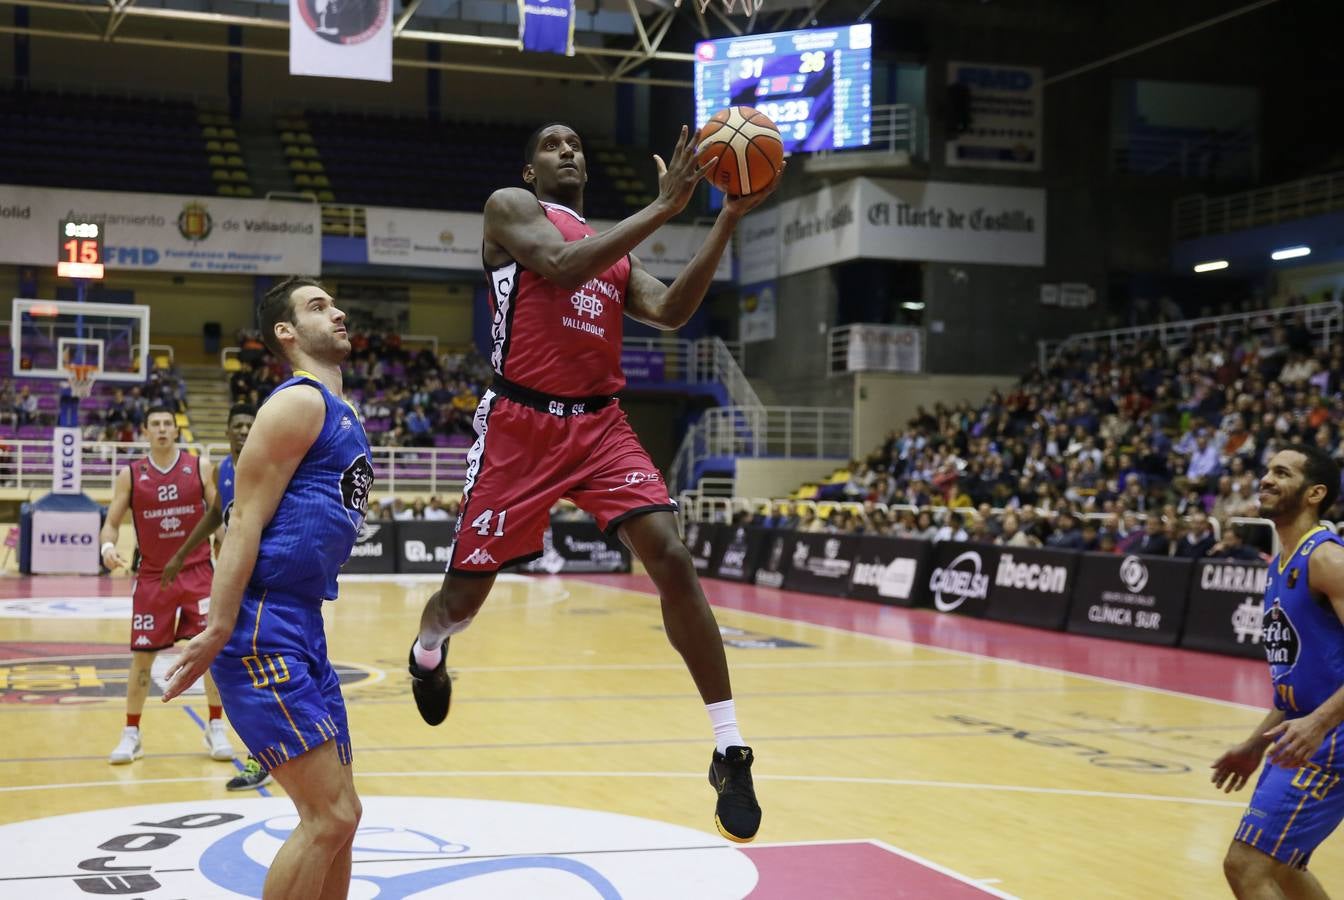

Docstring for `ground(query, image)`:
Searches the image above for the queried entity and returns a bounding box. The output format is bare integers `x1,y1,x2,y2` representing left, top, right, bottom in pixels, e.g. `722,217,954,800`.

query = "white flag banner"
290,0,392,82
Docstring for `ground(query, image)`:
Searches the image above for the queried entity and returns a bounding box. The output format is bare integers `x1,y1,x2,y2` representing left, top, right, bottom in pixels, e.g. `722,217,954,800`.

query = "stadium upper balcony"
279,112,654,219
0,89,237,196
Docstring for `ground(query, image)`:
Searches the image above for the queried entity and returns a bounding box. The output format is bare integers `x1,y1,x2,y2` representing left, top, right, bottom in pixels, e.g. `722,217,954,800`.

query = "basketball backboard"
10,298,151,384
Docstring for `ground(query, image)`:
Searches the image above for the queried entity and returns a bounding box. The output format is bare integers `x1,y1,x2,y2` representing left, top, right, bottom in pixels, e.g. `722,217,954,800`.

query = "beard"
1260,484,1309,521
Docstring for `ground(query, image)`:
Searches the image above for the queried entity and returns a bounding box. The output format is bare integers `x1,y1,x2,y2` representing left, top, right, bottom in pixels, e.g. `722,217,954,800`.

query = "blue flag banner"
518,0,575,56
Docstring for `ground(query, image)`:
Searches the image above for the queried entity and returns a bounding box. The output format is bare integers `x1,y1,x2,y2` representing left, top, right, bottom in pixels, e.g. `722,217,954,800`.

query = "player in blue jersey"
162,402,269,792
1212,443,1344,898
164,277,373,900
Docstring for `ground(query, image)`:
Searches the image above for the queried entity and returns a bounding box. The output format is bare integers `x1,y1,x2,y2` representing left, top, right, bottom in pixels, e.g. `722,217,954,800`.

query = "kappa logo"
183,466,193,475
134,635,151,647
139,472,150,481
462,548,498,566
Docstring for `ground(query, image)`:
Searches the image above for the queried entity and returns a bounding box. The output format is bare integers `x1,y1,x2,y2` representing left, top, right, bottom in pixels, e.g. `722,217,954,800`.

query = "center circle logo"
297,0,389,45
0,796,758,898
1119,555,1149,593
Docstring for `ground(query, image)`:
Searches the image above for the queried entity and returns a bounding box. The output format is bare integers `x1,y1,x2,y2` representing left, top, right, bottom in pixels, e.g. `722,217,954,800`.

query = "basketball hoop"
678,0,763,17
64,363,98,399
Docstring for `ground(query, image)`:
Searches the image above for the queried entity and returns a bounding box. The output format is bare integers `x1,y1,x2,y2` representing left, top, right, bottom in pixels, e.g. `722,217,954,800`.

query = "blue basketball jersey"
249,372,373,603
217,454,236,529
1263,526,1344,718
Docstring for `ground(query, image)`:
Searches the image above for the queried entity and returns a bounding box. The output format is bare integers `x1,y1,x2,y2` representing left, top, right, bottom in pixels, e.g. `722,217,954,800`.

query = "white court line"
571,578,1266,712
454,659,976,673
869,839,1019,899
0,769,1245,807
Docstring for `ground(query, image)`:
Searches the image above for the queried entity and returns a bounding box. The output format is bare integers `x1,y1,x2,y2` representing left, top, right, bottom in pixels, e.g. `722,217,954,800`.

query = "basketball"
695,106,784,197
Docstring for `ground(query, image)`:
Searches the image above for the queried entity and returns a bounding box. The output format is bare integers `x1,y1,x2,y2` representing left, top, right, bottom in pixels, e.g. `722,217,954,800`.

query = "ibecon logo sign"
995,553,1068,593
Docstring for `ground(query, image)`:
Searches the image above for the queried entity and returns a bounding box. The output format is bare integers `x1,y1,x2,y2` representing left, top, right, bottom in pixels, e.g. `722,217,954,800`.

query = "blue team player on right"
1212,443,1344,899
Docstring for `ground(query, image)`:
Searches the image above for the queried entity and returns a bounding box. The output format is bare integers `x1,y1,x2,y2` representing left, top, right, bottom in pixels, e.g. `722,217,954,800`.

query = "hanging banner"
363,205,731,280
290,0,393,82
945,62,1043,171
518,0,576,56
846,324,922,373
0,185,320,275
739,282,777,343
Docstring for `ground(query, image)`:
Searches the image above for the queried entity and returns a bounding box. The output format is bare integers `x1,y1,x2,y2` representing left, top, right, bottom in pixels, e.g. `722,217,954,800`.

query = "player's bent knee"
1223,841,1275,888
637,532,694,572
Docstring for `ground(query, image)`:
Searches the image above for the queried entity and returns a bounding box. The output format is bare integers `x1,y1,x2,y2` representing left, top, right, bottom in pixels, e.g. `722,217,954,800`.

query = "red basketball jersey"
485,200,631,397
128,451,211,574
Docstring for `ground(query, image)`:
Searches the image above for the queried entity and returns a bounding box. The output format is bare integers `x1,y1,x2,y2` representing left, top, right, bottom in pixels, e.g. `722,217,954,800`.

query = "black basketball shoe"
709,745,761,843
408,638,452,726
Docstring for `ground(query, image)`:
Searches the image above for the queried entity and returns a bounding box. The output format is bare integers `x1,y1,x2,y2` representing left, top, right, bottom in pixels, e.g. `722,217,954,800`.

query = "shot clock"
56,218,105,280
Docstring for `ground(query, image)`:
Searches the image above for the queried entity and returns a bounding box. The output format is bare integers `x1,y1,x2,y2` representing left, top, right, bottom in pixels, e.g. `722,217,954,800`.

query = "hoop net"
678,0,763,17
65,363,98,399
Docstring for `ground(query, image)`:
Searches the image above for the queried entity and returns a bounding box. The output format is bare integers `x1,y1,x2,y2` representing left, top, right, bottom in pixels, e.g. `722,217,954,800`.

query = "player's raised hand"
1210,741,1264,793
653,125,715,215
1264,714,1329,770
722,160,787,218
161,629,226,702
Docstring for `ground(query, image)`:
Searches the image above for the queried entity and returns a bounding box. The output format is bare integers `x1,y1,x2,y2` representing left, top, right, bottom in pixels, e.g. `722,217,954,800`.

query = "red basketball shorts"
130,558,213,652
448,388,676,576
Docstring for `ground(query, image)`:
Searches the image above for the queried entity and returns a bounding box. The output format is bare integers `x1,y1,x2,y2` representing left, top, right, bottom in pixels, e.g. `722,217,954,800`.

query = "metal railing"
221,332,441,369
809,104,920,159
130,343,176,368
1112,129,1256,181
669,406,853,494
1173,170,1344,241
0,441,467,496
828,324,923,376
1037,300,1343,370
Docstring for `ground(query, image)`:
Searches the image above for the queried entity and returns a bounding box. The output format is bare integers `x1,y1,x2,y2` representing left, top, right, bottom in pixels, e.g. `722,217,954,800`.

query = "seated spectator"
1175,510,1217,558
933,511,968,543
1206,525,1262,561
1046,512,1085,550
910,510,937,541
14,387,37,426
1132,515,1171,557
423,496,453,521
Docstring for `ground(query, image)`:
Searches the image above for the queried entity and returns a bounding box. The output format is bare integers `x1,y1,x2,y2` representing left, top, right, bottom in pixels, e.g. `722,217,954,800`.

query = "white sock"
706,699,745,755
413,639,443,671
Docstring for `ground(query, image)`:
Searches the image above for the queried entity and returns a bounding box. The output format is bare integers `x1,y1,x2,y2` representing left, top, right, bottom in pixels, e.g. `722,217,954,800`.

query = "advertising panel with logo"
342,521,396,574
922,541,997,617
753,530,794,589
985,546,1078,630
682,522,725,575
1180,560,1267,659
517,522,631,574
0,185,320,274
713,526,770,583
1067,554,1192,646
620,349,666,383
31,509,102,574
847,537,930,607
783,532,861,598
396,521,456,574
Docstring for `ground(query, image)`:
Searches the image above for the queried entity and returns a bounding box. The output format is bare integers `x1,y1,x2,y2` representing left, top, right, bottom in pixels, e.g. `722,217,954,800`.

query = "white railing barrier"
810,104,920,159
1037,300,1343,370
670,406,853,494
1173,170,1344,241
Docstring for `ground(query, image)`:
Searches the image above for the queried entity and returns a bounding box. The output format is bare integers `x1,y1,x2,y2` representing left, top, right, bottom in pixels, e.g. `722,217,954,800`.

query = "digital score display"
57,219,105,280
694,23,872,154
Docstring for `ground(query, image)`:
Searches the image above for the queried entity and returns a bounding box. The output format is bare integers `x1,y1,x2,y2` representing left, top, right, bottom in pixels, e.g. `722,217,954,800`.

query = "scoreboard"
694,23,872,154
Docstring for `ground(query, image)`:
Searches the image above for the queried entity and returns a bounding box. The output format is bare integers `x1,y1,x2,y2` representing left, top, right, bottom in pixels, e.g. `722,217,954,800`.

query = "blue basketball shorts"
209,588,352,772
1234,731,1344,869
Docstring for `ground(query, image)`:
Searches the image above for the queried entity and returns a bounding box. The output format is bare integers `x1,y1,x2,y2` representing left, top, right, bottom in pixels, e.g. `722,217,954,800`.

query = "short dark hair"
259,276,323,358
524,122,578,164
1280,442,1341,514
145,405,176,422
228,402,256,422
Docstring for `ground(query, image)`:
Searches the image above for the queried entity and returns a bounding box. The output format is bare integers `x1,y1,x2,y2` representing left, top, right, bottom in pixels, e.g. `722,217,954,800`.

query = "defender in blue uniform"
1213,443,1344,898
165,278,371,900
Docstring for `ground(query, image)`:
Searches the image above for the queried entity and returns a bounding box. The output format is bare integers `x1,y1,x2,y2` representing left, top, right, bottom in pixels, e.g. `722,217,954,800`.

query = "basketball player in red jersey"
100,406,235,765
408,123,782,842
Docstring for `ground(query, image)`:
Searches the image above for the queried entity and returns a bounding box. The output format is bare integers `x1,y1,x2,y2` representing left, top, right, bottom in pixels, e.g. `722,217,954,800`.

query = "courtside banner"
343,521,395,574
1066,553,1192,646
397,521,455,574
1179,560,1268,660
290,0,392,81
517,522,631,573
683,522,725,575
984,546,1078,630
0,185,319,274
920,541,998,618
782,532,861,598
847,536,930,607
712,526,769,583
518,0,575,56
752,530,794,589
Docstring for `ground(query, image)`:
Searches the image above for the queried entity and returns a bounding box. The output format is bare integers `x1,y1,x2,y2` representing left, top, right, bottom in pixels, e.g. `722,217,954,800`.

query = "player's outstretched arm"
625,162,785,330
485,126,710,290
162,387,324,701
1263,542,1344,768
161,463,224,589
99,466,133,571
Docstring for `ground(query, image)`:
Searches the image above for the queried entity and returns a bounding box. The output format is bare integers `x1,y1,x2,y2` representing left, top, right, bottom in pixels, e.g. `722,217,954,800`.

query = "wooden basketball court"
1,571,1337,898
